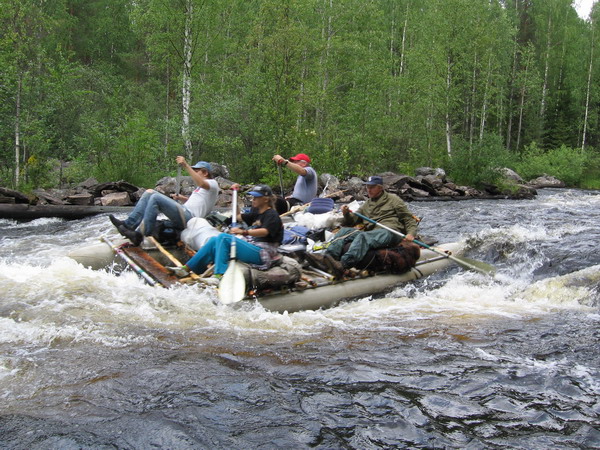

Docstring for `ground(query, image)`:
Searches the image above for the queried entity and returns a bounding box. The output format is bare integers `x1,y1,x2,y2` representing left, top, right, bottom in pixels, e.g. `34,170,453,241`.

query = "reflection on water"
1,189,600,448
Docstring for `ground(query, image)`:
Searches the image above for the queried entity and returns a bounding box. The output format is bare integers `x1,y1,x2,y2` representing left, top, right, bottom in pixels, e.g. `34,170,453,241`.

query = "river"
1,188,599,449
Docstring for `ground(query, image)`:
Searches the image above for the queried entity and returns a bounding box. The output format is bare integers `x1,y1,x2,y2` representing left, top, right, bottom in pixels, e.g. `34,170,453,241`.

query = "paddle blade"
449,254,497,275
218,261,247,304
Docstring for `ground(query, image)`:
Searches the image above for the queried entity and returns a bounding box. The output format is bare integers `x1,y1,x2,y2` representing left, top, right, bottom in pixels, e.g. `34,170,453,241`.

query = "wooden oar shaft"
353,212,495,276
276,161,285,197
102,236,162,287
148,236,200,281
176,166,181,195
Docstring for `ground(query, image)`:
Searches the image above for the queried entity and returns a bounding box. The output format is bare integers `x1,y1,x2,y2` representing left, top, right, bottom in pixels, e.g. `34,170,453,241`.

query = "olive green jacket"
342,191,418,236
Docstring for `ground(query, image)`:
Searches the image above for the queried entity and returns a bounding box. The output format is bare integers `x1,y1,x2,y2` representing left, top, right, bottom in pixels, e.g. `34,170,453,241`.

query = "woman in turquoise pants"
167,184,283,283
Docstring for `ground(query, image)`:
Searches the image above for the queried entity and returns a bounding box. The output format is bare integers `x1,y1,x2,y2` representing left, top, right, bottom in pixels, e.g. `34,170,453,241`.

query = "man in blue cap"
306,175,418,277
109,156,220,246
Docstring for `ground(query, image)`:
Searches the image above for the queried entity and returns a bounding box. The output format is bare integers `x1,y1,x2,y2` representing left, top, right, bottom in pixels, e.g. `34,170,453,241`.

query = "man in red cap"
272,153,318,211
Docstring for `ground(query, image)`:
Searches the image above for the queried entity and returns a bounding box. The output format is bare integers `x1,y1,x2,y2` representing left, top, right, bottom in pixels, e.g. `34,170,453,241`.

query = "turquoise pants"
185,233,263,275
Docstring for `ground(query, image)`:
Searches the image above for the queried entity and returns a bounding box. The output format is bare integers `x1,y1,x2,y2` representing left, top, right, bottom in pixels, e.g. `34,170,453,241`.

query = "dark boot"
109,214,128,229
304,252,330,272
323,254,347,278
117,225,143,246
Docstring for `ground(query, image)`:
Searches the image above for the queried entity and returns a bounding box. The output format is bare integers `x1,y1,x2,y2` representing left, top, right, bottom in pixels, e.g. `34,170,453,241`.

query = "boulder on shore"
2,164,562,217
527,174,565,189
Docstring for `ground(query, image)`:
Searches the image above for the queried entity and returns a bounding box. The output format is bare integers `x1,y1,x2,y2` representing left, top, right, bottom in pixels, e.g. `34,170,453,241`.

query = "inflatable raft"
67,237,463,313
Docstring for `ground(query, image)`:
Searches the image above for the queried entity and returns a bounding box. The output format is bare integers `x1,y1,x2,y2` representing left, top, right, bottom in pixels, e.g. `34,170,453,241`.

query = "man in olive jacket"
324,175,418,274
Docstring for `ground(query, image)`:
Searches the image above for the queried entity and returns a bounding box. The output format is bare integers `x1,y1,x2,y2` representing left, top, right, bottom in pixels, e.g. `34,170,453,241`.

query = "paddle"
102,236,162,287
218,186,247,304
353,211,496,276
148,236,200,282
175,165,181,196
274,160,291,215
276,161,285,197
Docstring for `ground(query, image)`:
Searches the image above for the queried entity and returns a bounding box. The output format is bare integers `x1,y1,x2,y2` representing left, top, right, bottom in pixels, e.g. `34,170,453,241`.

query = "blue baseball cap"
248,184,273,197
191,161,212,172
365,175,383,186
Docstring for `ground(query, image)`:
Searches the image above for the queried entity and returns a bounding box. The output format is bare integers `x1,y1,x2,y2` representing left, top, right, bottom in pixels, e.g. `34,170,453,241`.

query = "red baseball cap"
289,153,311,163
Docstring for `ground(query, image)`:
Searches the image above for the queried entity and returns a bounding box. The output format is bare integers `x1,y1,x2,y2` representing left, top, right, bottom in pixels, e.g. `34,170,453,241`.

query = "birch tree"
582,5,599,150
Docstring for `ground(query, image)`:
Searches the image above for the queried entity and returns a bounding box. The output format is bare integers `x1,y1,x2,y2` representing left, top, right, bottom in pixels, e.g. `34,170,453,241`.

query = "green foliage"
446,134,518,187
92,112,163,187
514,142,589,186
21,156,59,190
579,147,600,188
1,0,600,190
62,156,91,185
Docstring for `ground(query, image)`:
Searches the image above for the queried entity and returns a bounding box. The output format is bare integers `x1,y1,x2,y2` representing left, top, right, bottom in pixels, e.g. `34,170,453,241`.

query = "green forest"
1,0,599,190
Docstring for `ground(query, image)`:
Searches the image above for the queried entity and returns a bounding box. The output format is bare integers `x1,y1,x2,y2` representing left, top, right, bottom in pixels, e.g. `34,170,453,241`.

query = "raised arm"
176,156,211,190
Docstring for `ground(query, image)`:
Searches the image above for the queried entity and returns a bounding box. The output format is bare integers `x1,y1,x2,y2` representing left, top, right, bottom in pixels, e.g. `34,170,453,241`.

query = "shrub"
92,112,163,187
446,134,517,187
514,143,588,186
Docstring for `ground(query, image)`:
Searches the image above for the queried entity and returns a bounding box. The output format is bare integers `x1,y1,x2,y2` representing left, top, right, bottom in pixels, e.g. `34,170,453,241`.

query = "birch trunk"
14,74,22,187
390,15,395,76
297,49,307,129
388,9,396,113
400,4,408,75
539,16,551,131
479,54,492,141
582,19,594,150
516,59,529,152
165,60,170,160
316,0,332,134
445,55,452,157
182,0,193,160
506,0,519,150
469,53,477,149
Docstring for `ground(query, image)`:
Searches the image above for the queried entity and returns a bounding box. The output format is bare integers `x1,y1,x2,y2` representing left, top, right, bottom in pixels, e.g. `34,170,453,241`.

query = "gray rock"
498,167,524,183
209,162,230,179
66,193,93,205
319,173,340,194
415,167,446,179
437,186,460,197
345,177,367,200
33,190,66,205
527,174,565,189
421,174,444,190
415,167,436,177
77,177,99,189
100,192,132,206
411,177,438,195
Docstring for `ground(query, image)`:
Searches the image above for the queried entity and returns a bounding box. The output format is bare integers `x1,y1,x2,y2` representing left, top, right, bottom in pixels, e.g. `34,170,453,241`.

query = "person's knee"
217,233,231,243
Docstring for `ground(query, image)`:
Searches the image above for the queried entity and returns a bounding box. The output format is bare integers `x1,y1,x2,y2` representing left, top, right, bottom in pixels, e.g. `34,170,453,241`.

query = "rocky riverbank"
0,166,566,220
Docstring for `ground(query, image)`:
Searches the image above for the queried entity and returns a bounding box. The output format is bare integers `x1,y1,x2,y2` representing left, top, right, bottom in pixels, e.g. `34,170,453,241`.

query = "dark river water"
1,188,599,449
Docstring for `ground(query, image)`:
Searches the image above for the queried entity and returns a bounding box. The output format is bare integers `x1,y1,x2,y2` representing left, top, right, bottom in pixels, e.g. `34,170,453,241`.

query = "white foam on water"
0,217,64,229
538,190,600,208
473,221,590,254
513,264,600,308
0,257,220,346
1,243,598,347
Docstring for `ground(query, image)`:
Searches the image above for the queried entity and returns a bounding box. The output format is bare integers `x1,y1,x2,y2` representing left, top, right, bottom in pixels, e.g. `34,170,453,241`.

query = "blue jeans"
185,233,263,275
124,190,192,236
